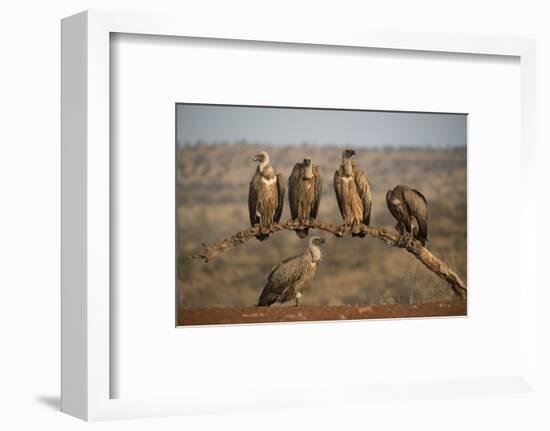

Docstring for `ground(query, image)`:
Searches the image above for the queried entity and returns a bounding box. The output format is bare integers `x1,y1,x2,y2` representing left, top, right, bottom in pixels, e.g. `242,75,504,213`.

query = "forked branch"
189,220,467,300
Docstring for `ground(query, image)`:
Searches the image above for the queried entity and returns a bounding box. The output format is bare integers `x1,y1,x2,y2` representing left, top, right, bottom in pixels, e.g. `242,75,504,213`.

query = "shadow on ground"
36,395,60,411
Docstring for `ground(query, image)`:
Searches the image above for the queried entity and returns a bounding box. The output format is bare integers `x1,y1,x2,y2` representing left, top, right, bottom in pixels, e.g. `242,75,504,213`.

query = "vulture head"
342,148,356,161
308,236,325,262
302,157,314,179
309,236,326,247
253,151,269,164
387,190,404,211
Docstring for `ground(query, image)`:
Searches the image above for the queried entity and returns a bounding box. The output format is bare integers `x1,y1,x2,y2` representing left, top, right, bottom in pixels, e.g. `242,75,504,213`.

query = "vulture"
257,236,326,307
248,151,285,241
333,149,372,236
288,157,323,238
386,185,428,246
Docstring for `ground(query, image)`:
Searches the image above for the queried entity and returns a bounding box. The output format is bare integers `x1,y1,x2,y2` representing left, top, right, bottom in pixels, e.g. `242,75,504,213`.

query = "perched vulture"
333,149,372,236
386,185,428,246
248,151,285,241
288,157,323,238
257,236,326,307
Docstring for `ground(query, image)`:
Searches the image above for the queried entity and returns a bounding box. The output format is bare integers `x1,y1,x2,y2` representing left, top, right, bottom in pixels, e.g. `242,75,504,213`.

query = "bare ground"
177,302,467,326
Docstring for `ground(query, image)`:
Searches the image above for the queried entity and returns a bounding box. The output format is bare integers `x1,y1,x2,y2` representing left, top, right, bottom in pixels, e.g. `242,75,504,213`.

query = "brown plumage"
288,158,322,238
248,151,285,241
257,236,326,307
386,184,428,246
333,149,372,236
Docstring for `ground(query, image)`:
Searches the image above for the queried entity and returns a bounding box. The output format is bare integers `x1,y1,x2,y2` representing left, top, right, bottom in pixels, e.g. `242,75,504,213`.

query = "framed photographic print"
62,10,539,422
176,104,467,326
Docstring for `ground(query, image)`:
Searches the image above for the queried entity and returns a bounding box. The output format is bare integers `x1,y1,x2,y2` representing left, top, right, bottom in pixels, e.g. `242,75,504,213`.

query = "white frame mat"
61,10,537,421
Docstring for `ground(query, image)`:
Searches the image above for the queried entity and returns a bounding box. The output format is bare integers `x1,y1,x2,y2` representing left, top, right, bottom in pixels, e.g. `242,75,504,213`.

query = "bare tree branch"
189,220,467,300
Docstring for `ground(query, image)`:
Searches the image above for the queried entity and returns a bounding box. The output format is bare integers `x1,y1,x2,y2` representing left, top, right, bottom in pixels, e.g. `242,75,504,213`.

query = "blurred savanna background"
177,105,467,312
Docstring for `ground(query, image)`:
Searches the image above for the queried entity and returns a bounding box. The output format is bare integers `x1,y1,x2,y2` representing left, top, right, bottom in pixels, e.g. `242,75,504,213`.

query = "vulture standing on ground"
248,151,285,241
288,157,323,238
386,185,428,246
333,149,372,236
257,236,326,307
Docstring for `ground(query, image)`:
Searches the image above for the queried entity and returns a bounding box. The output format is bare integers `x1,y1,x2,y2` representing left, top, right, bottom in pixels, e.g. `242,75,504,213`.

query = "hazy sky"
176,104,467,148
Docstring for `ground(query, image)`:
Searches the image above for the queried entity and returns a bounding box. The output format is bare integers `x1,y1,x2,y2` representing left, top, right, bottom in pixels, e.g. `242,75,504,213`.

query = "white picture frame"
61,9,538,421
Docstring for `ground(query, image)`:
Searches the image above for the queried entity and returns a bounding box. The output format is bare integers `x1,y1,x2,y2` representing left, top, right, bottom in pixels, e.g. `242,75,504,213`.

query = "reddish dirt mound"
177,302,466,326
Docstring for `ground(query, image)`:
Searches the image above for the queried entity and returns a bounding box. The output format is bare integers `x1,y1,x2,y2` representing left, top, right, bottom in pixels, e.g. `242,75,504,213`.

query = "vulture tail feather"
295,228,309,239
257,285,275,306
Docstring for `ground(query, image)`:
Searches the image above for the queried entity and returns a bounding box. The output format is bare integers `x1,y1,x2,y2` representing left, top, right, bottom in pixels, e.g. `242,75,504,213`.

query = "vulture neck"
303,163,314,179
258,155,270,175
342,157,353,177
309,244,322,262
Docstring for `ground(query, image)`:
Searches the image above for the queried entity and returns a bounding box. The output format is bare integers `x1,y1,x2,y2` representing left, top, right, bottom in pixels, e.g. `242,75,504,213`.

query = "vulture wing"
333,167,345,220
258,255,304,306
274,172,286,222
287,163,302,220
403,188,428,243
248,172,261,226
353,164,372,225
310,164,323,218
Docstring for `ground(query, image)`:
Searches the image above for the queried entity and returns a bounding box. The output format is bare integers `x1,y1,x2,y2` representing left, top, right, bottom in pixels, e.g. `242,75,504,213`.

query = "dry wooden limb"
189,220,467,300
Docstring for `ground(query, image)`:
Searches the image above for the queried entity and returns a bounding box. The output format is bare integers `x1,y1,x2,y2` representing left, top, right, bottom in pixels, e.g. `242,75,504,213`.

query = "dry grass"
177,143,467,309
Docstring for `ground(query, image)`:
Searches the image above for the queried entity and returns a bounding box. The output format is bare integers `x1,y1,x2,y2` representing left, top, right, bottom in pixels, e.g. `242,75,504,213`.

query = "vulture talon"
344,224,352,235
